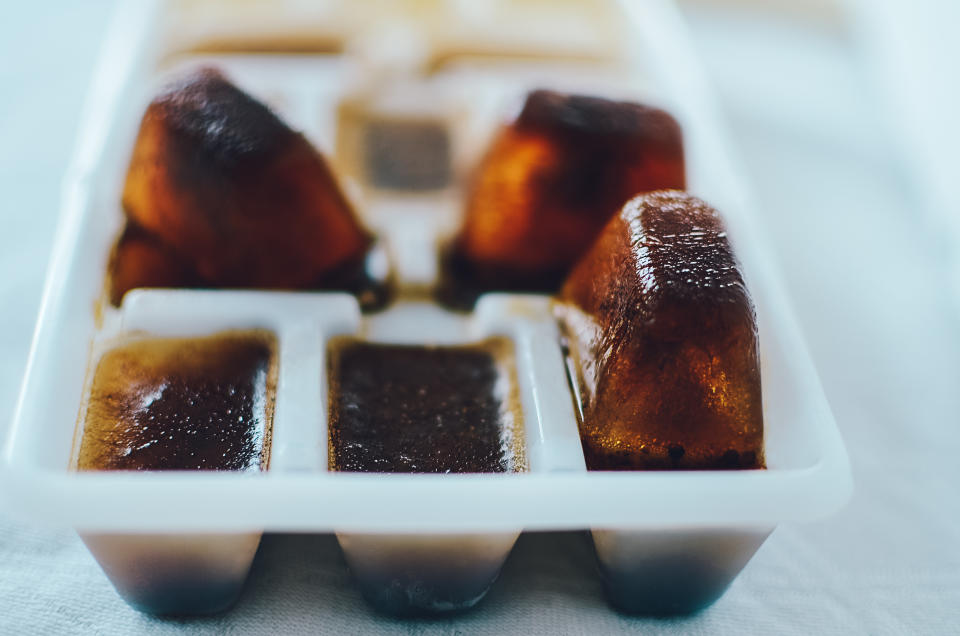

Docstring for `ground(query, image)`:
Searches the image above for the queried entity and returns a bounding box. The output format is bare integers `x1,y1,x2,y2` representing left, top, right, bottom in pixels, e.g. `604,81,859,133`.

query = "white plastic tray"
0,0,852,616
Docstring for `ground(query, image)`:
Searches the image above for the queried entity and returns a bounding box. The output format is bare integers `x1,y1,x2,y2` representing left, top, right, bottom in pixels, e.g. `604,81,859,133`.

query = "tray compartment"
80,532,262,615
592,526,773,615
331,296,581,614
73,290,357,614
337,532,520,615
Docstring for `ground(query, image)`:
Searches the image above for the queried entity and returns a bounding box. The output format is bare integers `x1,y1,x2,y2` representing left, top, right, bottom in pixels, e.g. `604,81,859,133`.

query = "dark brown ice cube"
443,90,685,304
556,190,763,470
327,338,525,473
76,330,276,471
111,68,376,304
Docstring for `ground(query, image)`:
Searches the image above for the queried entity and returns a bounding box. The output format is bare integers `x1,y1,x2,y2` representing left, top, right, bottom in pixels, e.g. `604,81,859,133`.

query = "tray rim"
0,0,852,533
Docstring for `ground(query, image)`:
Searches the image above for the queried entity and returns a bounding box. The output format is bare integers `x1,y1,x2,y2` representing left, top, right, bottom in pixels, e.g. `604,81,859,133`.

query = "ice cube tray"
1,0,851,617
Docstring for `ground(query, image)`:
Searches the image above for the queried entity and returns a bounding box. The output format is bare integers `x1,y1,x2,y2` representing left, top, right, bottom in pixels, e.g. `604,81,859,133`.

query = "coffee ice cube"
112,68,375,303
557,191,763,470
327,338,525,474
77,330,276,471
443,90,684,304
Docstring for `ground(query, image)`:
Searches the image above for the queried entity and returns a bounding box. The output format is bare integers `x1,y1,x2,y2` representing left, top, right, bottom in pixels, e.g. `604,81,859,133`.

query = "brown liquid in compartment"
327,338,525,473
76,330,276,471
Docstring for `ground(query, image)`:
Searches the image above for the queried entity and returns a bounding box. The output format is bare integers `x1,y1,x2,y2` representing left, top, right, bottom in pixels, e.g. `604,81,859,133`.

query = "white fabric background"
1,2,957,634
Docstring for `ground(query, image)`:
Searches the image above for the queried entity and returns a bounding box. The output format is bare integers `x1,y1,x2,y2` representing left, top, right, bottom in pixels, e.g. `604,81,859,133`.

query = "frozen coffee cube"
444,90,684,303
327,338,525,474
112,68,374,303
77,331,276,471
557,191,763,470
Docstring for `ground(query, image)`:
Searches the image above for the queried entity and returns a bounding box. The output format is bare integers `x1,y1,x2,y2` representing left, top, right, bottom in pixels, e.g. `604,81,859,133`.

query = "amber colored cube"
445,90,685,300
557,191,763,470
112,68,373,303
